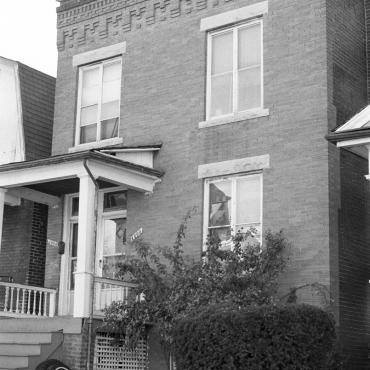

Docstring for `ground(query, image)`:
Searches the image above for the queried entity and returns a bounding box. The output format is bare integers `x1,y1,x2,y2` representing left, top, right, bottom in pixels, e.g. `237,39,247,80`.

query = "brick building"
0,0,370,369
0,56,55,291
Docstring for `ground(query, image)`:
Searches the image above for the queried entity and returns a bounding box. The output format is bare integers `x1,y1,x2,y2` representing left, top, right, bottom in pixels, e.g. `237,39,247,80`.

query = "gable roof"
335,105,370,132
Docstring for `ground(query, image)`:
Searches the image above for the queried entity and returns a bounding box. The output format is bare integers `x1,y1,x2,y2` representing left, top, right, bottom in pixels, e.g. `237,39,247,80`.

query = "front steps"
0,317,82,370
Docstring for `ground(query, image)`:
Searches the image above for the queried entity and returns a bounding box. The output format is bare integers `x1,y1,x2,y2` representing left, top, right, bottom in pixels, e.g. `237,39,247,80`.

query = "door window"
69,223,78,290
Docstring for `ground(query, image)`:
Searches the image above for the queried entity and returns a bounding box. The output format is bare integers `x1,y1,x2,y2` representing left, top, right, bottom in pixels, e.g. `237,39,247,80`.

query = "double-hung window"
76,58,122,145
207,19,263,120
204,173,262,244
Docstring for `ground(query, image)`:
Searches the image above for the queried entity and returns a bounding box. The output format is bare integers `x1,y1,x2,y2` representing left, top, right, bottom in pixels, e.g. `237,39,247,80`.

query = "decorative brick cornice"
57,0,235,51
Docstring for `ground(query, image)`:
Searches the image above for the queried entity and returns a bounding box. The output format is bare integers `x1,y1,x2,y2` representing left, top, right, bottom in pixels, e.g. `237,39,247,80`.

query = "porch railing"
93,277,137,315
0,282,56,318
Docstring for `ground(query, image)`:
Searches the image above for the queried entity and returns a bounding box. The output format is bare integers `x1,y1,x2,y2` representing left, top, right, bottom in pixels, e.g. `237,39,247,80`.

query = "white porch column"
0,188,7,253
73,173,96,318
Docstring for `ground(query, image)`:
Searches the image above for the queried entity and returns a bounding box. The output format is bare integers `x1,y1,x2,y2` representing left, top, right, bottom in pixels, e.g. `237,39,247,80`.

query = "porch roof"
0,150,163,195
326,104,370,159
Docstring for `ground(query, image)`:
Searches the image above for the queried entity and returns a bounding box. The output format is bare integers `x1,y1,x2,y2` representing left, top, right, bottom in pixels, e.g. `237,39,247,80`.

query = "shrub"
104,211,289,366
173,304,336,370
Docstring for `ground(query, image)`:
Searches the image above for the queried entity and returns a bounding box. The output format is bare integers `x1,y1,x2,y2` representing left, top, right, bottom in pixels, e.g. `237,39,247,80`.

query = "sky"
0,1,58,76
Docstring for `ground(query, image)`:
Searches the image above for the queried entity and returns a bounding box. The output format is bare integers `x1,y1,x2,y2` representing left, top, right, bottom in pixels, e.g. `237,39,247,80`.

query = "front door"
59,190,128,315
59,195,79,316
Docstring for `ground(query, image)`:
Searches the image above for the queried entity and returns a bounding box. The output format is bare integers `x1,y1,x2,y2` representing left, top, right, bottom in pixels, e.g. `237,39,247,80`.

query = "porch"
0,149,162,319
0,277,136,318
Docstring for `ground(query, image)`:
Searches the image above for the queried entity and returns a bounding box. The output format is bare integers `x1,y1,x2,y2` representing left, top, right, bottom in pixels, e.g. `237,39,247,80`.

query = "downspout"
83,159,99,370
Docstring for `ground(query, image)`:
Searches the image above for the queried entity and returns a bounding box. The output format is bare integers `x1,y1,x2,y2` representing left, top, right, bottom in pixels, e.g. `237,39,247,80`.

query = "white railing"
0,282,56,318
93,277,137,315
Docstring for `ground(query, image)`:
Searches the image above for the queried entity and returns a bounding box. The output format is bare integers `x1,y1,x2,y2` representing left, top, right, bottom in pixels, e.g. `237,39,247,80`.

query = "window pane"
69,223,78,291
101,118,119,140
211,31,233,75
103,191,127,211
71,224,78,258
238,24,261,69
81,85,99,107
236,176,261,225
101,101,120,120
80,105,98,126
103,61,121,82
237,224,261,241
209,227,231,242
70,259,77,290
210,73,233,118
80,124,97,144
82,67,99,88
102,218,127,279
209,181,232,227
238,67,261,111
71,197,79,217
102,80,120,103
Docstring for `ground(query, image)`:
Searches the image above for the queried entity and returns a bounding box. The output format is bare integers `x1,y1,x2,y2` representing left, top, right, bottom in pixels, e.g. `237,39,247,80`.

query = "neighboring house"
0,0,370,369
0,56,55,291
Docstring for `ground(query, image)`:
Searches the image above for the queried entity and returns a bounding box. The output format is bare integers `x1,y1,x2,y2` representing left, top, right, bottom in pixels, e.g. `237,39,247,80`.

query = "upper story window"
76,58,122,145
207,20,263,120
204,173,262,245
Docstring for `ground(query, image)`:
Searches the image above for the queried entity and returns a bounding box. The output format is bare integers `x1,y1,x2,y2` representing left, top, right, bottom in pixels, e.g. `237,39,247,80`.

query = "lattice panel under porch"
94,332,148,370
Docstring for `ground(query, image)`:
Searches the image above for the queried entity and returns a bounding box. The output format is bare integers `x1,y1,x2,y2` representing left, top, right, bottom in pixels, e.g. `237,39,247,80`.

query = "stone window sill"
198,109,269,129
68,137,124,153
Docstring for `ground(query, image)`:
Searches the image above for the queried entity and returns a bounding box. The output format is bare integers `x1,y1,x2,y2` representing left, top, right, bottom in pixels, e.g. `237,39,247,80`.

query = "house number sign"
130,227,143,242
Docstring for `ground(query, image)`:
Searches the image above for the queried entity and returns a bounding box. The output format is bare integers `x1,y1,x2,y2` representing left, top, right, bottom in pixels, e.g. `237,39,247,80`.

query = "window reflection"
103,191,127,212
102,218,126,279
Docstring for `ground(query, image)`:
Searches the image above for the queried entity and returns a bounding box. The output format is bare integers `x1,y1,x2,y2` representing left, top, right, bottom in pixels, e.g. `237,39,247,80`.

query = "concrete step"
0,355,28,368
0,343,41,356
0,317,82,334
0,332,51,344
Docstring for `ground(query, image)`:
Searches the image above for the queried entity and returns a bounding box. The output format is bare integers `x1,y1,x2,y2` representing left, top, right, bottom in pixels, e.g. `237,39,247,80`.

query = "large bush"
173,304,336,370
104,210,289,365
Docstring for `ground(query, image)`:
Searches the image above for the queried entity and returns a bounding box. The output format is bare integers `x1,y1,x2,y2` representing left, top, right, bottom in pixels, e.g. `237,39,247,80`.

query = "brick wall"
365,0,370,100
26,203,49,287
50,0,370,367
17,63,55,161
0,202,49,287
339,150,370,369
53,0,331,300
63,319,90,370
327,1,369,368
0,201,33,283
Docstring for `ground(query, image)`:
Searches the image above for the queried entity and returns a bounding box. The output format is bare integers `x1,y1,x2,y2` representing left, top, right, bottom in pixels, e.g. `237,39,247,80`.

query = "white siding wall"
0,57,25,165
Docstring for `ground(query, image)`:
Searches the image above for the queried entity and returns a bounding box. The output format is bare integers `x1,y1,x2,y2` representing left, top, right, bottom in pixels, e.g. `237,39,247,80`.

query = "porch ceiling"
0,150,163,193
26,178,114,196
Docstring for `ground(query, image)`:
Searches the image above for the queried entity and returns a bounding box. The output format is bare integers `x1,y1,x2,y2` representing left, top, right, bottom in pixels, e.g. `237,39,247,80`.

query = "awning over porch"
0,149,162,195
326,104,370,162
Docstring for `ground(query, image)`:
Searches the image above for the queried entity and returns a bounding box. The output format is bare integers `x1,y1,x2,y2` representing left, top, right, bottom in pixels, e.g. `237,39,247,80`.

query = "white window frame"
75,57,122,146
203,173,263,249
95,187,128,278
59,193,79,316
206,19,264,121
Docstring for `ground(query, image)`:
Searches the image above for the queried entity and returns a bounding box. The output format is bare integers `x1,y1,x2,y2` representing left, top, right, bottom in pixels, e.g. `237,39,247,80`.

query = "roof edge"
326,127,370,143
57,0,97,12
0,150,163,178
